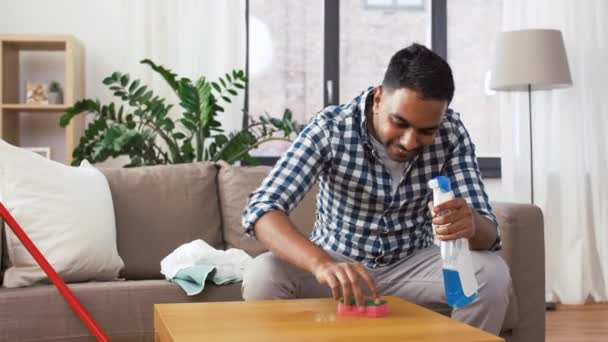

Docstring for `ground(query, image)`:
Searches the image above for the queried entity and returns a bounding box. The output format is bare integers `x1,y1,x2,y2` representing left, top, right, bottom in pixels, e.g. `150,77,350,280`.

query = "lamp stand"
528,84,558,311
528,84,534,204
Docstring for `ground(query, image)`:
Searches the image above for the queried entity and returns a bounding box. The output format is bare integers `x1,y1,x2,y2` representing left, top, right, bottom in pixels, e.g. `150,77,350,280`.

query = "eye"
391,118,409,128
418,129,437,136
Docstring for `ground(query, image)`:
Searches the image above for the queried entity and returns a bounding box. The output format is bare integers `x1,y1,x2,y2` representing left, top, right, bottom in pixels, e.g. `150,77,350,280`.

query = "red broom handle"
0,202,109,341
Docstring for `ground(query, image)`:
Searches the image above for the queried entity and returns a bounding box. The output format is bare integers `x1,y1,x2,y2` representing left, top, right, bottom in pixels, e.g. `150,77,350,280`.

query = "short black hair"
382,43,454,103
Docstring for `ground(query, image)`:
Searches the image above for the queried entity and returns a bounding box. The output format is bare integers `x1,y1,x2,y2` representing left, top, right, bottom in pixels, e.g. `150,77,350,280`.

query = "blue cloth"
170,265,215,296
242,88,500,268
170,264,247,296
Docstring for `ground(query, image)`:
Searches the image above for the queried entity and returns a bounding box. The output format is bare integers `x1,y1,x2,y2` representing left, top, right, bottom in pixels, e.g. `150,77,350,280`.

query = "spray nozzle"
428,176,451,193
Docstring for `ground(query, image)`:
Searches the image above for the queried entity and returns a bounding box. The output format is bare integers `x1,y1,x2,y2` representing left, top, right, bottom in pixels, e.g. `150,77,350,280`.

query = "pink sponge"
337,299,389,318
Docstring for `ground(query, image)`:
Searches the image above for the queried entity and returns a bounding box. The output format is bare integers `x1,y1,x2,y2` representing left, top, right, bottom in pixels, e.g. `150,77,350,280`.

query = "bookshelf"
0,34,85,164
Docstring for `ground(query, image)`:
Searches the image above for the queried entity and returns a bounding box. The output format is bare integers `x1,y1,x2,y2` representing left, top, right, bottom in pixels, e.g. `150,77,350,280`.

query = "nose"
399,128,419,151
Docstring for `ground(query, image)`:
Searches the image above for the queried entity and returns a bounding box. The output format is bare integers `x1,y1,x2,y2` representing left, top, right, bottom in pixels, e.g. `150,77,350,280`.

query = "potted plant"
48,81,63,104
59,59,303,167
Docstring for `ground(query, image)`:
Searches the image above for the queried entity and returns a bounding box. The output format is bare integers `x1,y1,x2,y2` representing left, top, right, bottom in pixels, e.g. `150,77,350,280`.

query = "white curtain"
500,0,608,304
123,0,246,133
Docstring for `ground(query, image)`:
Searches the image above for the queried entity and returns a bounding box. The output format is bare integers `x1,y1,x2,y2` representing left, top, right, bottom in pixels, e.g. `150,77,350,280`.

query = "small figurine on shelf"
25,82,49,104
48,81,63,104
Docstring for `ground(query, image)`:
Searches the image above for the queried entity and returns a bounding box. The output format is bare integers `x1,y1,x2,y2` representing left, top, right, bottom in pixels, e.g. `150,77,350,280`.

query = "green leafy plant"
48,81,61,93
60,59,303,167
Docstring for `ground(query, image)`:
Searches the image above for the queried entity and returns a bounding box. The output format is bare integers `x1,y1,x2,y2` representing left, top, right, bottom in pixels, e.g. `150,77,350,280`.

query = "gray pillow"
99,162,224,280
216,161,318,257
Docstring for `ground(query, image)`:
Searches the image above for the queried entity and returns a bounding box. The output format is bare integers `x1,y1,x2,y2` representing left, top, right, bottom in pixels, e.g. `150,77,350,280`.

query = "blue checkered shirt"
243,88,500,268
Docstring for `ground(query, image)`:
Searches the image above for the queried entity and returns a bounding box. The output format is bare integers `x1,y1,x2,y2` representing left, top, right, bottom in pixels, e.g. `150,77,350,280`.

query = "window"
447,0,502,158
248,0,324,156
365,0,426,11
340,0,430,102
246,0,502,176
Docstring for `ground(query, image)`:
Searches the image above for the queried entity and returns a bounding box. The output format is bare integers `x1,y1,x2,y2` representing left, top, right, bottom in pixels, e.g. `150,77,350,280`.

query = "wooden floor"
546,303,608,341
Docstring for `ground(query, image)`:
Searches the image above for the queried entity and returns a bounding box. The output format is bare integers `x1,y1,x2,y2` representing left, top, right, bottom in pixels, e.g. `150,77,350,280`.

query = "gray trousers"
242,245,512,336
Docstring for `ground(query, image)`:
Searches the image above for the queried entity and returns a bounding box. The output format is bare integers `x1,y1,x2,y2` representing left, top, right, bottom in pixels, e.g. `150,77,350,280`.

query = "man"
241,43,511,335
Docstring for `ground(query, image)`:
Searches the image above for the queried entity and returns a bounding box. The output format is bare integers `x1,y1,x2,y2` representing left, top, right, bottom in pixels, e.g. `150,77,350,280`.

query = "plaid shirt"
243,88,500,268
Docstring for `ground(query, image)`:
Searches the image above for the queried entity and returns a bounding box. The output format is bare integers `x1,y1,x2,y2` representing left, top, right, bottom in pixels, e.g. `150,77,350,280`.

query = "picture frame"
24,147,52,159
25,82,49,104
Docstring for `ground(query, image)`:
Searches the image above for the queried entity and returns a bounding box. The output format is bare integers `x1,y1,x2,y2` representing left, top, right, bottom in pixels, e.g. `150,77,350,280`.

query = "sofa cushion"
0,222,11,287
493,202,544,339
0,221,13,288
217,161,318,257
0,141,124,288
99,163,223,280
0,220,5,286
0,280,242,341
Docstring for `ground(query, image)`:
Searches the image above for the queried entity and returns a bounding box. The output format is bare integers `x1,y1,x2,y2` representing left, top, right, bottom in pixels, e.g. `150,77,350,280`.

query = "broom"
0,202,109,341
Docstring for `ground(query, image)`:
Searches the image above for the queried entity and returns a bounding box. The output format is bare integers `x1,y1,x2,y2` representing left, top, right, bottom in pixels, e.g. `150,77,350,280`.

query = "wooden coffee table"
154,296,504,341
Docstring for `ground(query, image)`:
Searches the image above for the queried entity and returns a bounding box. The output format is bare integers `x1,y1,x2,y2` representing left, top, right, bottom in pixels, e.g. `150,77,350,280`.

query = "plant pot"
48,92,63,104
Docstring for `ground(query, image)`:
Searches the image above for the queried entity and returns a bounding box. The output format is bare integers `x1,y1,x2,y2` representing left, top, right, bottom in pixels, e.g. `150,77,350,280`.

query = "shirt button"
375,256,387,266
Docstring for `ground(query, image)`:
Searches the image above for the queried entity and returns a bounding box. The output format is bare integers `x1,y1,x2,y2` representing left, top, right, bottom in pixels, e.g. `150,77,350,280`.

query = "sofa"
0,161,545,341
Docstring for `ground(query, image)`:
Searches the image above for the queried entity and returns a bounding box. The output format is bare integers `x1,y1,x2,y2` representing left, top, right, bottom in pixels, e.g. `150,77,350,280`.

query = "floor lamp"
490,29,572,310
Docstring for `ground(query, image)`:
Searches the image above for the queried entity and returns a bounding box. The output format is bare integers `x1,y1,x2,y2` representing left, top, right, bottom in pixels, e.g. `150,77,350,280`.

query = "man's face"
369,87,447,162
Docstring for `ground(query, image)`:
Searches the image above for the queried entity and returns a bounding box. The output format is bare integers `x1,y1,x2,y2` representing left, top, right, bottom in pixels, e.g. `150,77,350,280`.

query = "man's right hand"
254,211,380,308
312,261,379,309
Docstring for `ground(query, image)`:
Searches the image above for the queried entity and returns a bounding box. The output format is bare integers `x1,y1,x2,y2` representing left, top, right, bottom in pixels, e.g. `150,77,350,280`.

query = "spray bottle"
428,176,479,308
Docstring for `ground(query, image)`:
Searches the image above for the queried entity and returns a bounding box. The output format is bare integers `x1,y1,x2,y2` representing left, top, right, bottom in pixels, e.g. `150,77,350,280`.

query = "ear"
372,86,383,113
373,86,382,102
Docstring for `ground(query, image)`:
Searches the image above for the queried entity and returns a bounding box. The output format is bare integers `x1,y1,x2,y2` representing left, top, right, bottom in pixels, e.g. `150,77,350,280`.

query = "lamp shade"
490,29,572,91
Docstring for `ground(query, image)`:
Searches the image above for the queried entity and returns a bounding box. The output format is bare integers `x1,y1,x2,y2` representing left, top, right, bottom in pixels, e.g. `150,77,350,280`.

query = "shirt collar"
358,87,375,147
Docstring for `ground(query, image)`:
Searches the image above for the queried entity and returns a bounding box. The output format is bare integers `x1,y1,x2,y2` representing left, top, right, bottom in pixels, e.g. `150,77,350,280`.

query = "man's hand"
312,261,379,309
430,198,476,241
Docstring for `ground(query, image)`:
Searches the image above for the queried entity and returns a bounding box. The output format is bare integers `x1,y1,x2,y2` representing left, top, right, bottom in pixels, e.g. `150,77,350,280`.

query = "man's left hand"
430,198,476,241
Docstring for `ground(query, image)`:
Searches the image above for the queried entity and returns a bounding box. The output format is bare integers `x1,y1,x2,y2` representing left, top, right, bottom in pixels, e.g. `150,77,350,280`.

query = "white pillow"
0,139,124,287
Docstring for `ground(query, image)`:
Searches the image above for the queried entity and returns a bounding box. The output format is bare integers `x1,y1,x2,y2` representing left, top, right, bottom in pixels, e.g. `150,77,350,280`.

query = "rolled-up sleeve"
242,120,332,237
444,119,501,251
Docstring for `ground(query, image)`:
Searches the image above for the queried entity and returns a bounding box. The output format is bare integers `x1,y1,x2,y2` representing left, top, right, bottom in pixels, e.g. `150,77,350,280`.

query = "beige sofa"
0,161,545,341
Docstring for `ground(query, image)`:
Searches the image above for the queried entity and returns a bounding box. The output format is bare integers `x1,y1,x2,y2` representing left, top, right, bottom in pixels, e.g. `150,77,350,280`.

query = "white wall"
0,1,511,201
0,0,246,165
485,178,507,202
0,0,131,103
0,0,131,163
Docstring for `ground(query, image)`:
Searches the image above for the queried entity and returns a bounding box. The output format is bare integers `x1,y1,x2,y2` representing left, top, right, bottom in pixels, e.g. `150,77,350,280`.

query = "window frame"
244,0,501,178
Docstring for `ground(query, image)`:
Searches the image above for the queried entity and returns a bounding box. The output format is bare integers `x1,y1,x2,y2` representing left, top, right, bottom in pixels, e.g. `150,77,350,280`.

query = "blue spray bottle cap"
433,176,451,192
